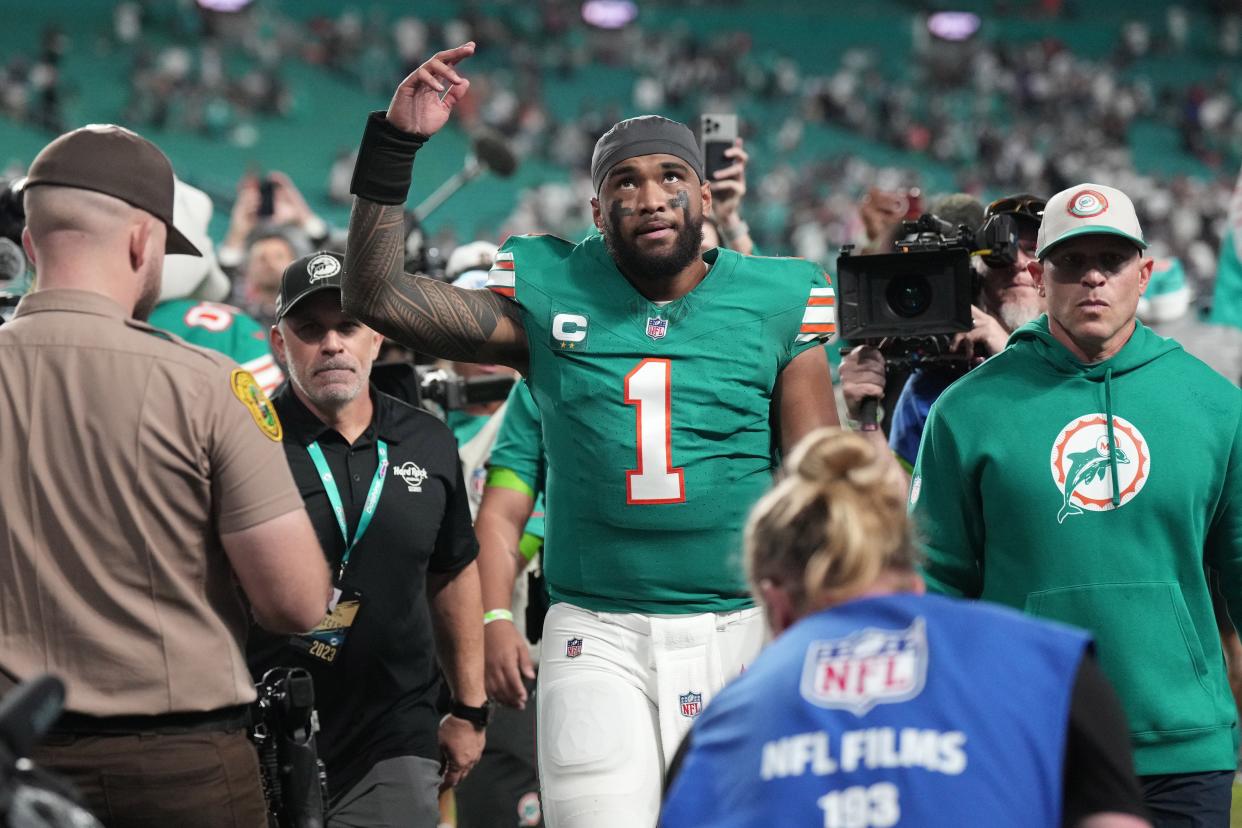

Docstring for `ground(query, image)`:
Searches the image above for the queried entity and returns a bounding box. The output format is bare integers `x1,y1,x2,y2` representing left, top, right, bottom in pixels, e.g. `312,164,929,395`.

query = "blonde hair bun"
746,428,917,610
789,427,891,496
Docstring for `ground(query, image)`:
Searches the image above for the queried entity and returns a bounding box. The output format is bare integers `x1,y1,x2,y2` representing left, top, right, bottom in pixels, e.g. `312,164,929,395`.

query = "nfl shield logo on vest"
565,637,583,659
799,617,928,715
646,317,668,340
679,691,703,718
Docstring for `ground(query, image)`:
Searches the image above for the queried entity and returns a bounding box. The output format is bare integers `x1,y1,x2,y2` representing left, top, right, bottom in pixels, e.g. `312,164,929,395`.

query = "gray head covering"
932,193,985,233
590,116,705,194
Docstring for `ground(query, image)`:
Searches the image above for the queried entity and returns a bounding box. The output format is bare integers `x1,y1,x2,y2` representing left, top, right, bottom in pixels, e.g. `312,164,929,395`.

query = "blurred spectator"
701,137,755,255
219,172,327,326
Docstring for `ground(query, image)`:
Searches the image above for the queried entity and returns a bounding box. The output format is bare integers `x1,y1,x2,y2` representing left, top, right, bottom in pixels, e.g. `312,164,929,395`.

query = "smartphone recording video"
699,114,738,182
258,177,276,218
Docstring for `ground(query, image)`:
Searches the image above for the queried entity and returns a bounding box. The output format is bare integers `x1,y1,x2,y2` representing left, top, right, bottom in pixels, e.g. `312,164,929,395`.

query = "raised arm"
345,198,526,369
343,42,527,370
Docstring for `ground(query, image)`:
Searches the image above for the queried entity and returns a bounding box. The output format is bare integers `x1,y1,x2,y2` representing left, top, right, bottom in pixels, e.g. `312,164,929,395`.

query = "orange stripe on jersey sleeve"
800,323,835,333
489,285,516,297
808,296,836,306
492,260,515,271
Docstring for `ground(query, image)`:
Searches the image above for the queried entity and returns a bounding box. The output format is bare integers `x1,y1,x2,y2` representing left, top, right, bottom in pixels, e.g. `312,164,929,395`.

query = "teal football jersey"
486,234,834,614
149,299,283,394
487,379,547,542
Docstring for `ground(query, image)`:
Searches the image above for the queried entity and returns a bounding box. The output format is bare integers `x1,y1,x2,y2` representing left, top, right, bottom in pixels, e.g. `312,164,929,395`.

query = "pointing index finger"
437,41,477,66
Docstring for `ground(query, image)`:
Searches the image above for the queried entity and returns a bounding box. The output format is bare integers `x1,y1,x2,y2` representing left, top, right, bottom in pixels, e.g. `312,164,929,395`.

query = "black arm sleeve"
1061,653,1150,827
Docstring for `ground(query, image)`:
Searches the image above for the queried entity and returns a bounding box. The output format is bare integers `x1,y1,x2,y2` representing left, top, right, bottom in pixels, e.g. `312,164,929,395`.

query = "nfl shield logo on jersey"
679,691,703,718
799,618,928,715
645,316,668,340
566,637,583,659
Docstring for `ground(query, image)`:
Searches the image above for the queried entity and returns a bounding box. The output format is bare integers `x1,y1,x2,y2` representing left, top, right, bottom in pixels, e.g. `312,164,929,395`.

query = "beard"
132,261,163,321
997,296,1043,333
286,356,364,410
602,209,704,282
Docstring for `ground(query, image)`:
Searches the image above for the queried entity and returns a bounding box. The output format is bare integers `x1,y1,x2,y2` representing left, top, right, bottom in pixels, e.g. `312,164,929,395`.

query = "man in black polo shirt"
249,250,488,827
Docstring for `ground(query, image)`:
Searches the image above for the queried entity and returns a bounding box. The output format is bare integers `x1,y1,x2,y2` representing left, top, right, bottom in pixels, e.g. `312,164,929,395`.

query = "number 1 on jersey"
625,358,686,504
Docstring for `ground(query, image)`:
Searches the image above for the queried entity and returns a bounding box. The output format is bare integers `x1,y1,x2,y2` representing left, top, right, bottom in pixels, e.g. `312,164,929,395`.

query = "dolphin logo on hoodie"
1058,439,1130,524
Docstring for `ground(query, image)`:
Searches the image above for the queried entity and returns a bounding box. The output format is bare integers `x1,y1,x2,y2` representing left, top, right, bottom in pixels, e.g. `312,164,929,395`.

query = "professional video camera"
0,179,28,328
836,210,1026,428
0,674,103,828
0,294,18,327
416,366,516,411
250,668,327,828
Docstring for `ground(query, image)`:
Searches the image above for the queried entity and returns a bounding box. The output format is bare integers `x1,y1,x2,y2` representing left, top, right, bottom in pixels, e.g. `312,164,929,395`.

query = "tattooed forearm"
343,199,405,317
344,197,526,367
372,271,522,364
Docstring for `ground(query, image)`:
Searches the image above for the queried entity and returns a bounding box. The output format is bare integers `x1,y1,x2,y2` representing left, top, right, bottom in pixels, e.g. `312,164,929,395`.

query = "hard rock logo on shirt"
229,368,282,441
1049,414,1149,524
800,618,928,716
394,461,429,492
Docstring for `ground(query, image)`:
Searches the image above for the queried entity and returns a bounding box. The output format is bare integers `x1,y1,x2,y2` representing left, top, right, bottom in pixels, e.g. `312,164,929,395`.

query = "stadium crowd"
4,2,1242,298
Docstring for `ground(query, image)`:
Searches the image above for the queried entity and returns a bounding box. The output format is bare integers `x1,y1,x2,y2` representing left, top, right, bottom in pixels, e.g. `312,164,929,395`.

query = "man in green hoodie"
911,182,1242,827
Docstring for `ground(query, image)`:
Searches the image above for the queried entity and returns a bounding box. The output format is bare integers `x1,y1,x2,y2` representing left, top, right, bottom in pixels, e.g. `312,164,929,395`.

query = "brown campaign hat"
24,124,201,257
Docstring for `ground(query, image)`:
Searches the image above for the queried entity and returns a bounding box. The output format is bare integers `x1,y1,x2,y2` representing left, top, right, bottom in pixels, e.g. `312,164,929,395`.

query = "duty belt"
49,704,251,736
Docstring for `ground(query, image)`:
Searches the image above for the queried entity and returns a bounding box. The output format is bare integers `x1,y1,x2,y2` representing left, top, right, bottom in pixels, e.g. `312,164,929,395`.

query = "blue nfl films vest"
660,593,1090,828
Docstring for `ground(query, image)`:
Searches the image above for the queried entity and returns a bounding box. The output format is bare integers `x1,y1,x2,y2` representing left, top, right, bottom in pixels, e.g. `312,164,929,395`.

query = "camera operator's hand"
840,345,886,422
950,306,1009,363
387,42,475,137
485,618,536,710
438,713,485,791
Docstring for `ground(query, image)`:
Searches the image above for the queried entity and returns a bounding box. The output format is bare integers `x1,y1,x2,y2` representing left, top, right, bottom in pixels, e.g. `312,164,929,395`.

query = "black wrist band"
450,699,491,729
349,111,429,205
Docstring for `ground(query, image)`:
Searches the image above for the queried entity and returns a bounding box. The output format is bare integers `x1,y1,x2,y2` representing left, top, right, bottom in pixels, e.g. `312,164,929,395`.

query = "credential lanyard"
306,440,388,582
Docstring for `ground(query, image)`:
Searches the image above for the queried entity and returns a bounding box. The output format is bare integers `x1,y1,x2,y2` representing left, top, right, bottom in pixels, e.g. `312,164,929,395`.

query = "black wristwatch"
450,699,491,730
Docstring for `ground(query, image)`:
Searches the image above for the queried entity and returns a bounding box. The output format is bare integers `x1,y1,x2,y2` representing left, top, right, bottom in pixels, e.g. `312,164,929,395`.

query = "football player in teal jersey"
343,43,840,827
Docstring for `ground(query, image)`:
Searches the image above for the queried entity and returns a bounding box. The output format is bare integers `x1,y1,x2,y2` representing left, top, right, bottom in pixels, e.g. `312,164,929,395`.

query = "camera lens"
885,274,932,318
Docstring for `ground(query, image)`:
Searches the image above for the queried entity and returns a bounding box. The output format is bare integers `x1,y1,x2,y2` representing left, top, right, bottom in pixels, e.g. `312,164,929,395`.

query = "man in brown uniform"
0,125,331,827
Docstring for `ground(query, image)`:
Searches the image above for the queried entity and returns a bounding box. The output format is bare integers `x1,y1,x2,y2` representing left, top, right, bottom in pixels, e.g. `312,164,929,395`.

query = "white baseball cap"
446,240,499,282
159,178,231,303
1036,183,1147,259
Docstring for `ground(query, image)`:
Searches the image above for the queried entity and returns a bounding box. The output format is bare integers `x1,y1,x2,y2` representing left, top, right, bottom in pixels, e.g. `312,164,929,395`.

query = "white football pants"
536,601,766,828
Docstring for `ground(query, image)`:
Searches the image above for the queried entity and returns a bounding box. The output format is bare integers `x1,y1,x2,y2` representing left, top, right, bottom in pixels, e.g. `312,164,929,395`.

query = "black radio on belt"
250,668,328,828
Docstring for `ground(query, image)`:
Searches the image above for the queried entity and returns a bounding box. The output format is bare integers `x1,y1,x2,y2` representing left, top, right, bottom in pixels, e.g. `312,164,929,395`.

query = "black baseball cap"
275,250,344,320
24,124,201,256
984,193,1046,228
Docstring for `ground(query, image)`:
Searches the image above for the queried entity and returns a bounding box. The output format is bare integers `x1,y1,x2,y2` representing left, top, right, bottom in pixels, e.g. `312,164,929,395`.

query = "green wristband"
483,608,514,625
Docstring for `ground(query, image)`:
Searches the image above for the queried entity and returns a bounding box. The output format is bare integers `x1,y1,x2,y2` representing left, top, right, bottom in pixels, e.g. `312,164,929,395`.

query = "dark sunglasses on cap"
985,194,1046,222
